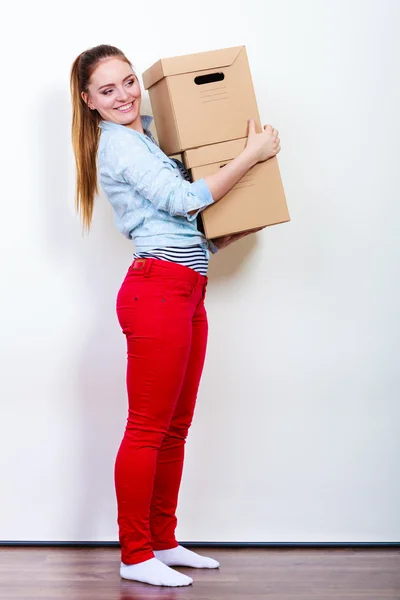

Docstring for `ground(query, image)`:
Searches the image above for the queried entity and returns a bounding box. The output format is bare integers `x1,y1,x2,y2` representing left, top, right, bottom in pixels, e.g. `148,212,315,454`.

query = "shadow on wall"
207,234,260,282
40,89,261,542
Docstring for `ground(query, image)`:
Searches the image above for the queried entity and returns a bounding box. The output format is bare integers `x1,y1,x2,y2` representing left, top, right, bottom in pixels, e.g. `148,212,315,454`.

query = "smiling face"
81,57,142,131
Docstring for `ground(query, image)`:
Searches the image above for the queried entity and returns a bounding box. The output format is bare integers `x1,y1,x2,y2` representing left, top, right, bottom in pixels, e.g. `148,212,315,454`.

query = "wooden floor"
0,547,399,599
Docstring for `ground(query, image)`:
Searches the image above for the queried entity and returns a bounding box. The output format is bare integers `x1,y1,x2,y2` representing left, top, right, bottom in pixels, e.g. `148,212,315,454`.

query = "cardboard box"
168,153,183,162
183,139,290,239
142,46,261,155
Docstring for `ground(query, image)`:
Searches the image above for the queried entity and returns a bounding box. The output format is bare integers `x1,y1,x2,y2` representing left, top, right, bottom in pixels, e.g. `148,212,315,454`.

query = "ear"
81,91,94,109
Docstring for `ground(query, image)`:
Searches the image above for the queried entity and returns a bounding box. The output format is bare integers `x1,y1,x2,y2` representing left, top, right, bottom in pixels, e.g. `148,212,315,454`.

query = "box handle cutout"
195,72,225,85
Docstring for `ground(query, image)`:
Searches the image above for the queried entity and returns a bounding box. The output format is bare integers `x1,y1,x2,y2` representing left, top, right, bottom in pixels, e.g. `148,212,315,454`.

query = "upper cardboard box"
142,46,261,155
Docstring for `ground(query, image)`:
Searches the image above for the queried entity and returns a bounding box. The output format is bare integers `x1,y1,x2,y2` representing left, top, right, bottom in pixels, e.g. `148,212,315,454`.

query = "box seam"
165,77,182,153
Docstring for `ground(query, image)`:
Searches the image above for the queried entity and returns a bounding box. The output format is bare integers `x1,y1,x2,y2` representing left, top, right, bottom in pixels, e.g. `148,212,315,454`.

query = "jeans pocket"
164,279,196,300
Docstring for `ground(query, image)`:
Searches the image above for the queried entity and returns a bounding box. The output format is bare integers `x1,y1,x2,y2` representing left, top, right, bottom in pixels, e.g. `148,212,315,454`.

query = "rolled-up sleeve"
104,132,214,221
207,239,220,254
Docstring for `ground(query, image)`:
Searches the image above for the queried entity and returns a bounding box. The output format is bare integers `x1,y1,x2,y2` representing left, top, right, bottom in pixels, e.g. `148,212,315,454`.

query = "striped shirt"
133,245,208,276
133,138,209,275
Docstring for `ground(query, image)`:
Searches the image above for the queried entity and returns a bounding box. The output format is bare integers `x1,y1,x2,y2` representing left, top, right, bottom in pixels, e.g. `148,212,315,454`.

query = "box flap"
142,59,165,91
142,46,245,89
184,138,247,169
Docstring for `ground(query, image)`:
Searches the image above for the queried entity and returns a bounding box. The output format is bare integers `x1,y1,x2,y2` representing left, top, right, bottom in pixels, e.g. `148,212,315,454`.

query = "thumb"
247,118,256,136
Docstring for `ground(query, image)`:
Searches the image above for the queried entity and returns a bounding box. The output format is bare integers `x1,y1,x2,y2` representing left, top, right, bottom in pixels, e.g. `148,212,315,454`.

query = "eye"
102,78,135,95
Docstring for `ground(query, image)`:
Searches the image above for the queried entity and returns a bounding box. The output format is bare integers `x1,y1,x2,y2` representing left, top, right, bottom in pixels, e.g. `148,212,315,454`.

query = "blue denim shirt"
97,116,218,257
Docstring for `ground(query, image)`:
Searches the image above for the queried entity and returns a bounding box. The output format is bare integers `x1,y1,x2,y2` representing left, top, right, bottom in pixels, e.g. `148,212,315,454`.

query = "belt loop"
144,258,152,277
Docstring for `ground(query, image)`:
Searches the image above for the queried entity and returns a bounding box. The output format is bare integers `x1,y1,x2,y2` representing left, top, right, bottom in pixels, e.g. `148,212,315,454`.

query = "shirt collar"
98,114,153,132
141,115,153,129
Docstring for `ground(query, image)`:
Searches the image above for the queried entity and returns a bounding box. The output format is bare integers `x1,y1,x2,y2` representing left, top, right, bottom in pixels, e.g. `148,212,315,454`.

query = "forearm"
187,149,255,217
203,148,257,202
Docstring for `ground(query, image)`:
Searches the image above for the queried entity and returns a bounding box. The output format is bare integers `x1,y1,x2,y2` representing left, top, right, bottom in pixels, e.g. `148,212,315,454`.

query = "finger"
247,227,263,234
230,232,247,242
238,229,256,238
263,124,273,132
248,118,256,135
222,235,233,245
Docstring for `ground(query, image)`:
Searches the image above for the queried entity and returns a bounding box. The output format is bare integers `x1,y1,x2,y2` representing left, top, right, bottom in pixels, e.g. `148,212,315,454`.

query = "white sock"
120,557,193,587
154,545,220,569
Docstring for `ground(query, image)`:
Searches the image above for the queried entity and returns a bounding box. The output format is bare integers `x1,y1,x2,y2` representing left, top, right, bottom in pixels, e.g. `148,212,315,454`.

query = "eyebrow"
98,74,135,91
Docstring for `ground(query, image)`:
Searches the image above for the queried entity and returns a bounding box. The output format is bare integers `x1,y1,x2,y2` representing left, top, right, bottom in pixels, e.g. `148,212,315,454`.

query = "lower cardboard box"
183,138,290,239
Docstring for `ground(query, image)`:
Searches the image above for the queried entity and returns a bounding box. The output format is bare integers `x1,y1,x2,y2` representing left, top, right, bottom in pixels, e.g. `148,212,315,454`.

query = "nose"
116,86,130,102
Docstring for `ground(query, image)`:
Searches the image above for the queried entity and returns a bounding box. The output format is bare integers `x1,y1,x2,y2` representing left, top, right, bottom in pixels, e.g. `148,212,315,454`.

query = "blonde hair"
69,44,132,231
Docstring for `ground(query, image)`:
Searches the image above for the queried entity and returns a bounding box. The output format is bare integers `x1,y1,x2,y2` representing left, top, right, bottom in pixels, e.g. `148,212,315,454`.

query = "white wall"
1,0,399,542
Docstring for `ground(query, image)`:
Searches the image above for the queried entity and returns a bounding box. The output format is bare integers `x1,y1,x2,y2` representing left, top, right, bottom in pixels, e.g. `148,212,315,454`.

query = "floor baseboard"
1,541,399,548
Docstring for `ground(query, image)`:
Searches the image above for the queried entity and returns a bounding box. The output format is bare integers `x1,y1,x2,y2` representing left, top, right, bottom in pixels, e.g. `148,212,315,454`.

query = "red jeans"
115,257,208,565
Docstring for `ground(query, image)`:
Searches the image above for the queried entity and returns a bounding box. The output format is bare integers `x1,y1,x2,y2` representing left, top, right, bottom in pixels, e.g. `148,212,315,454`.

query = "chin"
119,108,140,121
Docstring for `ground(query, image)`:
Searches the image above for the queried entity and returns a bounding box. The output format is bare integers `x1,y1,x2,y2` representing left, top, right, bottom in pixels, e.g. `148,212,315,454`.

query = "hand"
245,119,281,164
212,226,266,250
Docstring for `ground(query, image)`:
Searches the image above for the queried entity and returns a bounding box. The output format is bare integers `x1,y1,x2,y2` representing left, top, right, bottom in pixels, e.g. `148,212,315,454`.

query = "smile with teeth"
116,101,134,112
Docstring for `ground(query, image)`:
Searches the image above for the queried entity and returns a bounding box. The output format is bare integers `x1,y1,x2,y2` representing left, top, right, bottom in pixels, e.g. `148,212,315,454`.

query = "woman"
70,44,280,587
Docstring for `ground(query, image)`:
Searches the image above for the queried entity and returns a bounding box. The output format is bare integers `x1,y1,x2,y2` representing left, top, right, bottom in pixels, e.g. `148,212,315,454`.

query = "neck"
125,115,144,134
